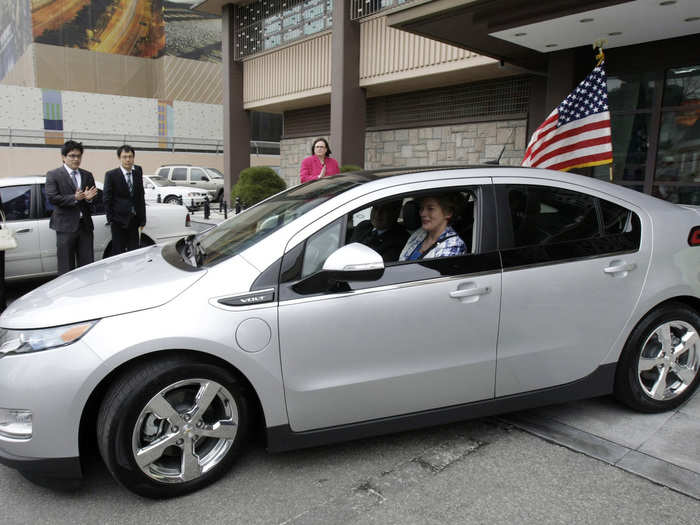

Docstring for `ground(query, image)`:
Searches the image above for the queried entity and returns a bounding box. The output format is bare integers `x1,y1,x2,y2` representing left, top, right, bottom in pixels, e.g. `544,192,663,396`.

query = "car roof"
0,175,47,185
314,165,678,211
0,174,105,190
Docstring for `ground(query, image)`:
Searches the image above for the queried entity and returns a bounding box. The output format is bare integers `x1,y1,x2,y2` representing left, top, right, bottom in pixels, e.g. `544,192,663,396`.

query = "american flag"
522,61,612,171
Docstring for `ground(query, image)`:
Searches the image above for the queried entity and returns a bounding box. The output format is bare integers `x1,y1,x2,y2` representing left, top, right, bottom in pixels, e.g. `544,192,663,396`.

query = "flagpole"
596,39,611,182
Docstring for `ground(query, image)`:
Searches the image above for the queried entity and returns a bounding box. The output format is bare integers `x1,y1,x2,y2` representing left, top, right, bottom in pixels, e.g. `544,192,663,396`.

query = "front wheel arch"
78,350,265,479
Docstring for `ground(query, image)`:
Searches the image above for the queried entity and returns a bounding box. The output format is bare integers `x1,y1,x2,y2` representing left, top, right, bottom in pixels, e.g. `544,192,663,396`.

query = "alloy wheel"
637,320,699,401
131,378,239,483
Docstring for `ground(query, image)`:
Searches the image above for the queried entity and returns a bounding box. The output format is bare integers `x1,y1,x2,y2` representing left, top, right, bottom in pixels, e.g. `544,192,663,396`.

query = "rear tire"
615,302,700,412
97,356,249,498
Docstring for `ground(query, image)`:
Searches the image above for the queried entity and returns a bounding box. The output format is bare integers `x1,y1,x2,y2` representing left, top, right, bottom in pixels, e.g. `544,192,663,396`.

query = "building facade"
197,0,699,205
0,1,281,179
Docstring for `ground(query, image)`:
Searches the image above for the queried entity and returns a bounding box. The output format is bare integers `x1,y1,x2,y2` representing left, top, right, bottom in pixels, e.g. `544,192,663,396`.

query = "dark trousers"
110,214,140,255
56,222,94,276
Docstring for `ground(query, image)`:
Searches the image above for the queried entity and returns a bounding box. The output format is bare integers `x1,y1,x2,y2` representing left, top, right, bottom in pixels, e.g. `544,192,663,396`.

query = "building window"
235,0,333,60
654,65,700,204
592,65,700,204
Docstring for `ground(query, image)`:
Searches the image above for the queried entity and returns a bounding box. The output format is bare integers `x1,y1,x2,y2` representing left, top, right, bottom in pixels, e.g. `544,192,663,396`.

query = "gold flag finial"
593,39,607,65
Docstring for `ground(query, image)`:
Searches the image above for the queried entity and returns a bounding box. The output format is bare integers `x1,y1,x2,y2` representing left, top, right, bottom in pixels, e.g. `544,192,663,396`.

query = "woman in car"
399,194,466,261
299,138,340,183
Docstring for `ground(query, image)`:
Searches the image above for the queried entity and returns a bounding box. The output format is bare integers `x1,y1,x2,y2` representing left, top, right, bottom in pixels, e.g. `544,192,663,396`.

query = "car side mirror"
292,243,385,295
146,184,155,189
322,242,384,274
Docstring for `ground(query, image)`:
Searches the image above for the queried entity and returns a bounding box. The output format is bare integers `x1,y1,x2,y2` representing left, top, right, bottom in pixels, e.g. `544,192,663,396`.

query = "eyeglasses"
66,154,82,159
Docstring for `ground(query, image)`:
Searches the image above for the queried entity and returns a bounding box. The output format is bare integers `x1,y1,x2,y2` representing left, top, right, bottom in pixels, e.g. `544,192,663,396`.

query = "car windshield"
196,176,365,266
150,176,174,187
206,168,223,179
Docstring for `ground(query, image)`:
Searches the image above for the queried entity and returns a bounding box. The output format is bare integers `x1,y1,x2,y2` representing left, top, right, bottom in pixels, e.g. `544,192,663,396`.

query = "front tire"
97,356,249,498
615,302,700,413
163,195,180,205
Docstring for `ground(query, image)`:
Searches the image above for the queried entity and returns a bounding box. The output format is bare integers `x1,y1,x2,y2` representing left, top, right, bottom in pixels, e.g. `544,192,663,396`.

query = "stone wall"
365,120,527,169
280,120,527,186
280,136,318,187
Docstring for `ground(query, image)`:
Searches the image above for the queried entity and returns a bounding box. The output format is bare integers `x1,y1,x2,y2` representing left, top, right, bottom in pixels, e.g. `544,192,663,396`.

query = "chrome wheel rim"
637,320,699,401
132,378,238,484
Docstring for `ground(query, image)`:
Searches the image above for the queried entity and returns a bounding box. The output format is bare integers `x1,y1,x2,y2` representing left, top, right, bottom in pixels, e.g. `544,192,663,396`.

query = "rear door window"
498,184,641,266
171,168,187,181
1,185,33,220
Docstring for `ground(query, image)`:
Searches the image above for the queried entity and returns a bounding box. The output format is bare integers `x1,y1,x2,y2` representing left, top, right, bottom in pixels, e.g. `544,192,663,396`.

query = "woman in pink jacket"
300,138,340,183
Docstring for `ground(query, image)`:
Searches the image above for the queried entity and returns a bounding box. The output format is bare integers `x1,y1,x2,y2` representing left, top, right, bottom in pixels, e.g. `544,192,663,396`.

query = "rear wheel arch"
78,350,265,471
614,298,700,412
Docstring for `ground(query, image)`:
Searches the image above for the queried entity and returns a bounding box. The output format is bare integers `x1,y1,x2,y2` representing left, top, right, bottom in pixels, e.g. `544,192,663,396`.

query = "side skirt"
266,363,616,453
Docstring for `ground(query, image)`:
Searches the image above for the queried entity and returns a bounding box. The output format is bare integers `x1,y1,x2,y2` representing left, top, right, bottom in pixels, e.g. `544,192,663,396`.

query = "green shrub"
231,166,286,207
340,164,363,173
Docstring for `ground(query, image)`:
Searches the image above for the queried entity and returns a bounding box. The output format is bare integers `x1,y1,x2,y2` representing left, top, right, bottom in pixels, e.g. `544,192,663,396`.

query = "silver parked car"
0,167,698,498
157,164,224,202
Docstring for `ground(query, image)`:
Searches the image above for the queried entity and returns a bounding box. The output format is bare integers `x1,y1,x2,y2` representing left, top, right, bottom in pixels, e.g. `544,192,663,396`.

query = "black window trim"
494,183,642,271
277,183,501,301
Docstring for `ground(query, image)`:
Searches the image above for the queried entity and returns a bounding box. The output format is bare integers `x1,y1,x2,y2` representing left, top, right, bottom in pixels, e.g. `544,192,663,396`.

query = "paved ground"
503,392,699,499
1,415,698,525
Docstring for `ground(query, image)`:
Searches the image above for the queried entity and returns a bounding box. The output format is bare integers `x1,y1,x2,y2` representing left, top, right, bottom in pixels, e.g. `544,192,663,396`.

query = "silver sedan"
0,166,698,498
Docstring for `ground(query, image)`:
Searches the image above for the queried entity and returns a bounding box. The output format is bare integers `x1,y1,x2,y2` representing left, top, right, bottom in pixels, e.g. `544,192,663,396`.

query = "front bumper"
0,340,103,482
0,447,82,486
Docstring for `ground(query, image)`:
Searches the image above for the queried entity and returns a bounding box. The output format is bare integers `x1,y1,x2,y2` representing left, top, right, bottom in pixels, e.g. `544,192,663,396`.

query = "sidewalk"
504,392,699,499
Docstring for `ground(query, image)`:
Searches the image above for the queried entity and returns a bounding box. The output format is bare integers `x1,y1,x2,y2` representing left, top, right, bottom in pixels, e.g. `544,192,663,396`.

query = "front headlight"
0,320,98,357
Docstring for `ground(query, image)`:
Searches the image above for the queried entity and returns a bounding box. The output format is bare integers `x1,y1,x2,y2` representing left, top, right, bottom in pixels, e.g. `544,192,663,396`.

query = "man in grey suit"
46,140,98,275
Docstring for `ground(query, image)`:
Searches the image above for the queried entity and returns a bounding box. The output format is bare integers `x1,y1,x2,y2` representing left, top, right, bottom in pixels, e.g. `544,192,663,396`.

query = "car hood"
0,245,206,329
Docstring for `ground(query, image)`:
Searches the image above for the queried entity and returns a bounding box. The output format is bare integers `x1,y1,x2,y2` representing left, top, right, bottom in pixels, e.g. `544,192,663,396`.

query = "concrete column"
222,4,250,205
330,0,366,167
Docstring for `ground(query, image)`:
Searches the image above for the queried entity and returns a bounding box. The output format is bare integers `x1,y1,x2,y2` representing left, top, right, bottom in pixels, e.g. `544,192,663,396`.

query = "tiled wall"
0,84,222,140
0,84,43,129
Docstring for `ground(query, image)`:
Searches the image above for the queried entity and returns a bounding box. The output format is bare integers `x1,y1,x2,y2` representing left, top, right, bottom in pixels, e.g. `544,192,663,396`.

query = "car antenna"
484,146,505,165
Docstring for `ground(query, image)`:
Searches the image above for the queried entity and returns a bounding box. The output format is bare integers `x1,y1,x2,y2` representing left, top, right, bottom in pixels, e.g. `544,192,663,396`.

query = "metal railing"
0,128,280,155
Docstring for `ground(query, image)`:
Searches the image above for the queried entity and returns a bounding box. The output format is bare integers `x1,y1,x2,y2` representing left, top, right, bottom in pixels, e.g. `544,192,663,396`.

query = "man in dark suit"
103,145,146,255
351,200,409,262
46,140,98,275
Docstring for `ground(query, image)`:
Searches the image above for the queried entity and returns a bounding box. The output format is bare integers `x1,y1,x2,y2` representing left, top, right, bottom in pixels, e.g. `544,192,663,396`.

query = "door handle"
450,286,491,299
604,262,636,274
15,228,32,234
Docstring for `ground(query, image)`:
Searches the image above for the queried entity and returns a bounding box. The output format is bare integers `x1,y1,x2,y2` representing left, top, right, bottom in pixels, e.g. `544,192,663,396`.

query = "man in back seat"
351,200,409,262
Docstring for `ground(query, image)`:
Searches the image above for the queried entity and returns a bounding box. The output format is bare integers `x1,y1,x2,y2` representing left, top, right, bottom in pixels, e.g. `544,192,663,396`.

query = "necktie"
71,170,79,189
126,172,133,194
